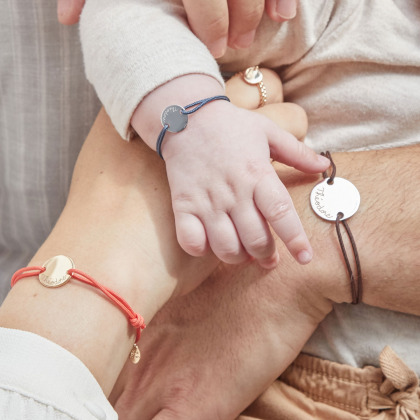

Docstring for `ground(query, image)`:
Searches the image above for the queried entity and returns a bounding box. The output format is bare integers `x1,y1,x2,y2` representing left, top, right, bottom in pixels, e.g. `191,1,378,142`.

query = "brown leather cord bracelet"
311,151,363,304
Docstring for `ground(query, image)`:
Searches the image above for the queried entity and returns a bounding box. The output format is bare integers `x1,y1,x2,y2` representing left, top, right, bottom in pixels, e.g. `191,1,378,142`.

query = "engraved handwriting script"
313,186,333,219
162,106,180,121
39,273,68,287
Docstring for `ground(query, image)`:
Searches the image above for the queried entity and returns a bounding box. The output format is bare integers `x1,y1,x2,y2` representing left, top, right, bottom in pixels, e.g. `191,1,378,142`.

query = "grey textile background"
0,0,100,300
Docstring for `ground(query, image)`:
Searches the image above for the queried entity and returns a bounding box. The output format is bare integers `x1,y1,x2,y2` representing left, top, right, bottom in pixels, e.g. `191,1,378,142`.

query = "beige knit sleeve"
80,0,224,140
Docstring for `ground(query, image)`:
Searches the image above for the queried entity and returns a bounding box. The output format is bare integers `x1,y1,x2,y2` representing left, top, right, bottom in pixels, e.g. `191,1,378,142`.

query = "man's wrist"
275,163,353,306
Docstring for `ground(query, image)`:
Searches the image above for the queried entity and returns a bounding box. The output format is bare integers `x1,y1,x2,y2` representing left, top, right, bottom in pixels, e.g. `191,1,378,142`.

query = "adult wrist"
275,163,352,306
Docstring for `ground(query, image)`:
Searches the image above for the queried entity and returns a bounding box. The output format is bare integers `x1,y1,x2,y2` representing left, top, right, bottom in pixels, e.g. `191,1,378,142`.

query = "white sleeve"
80,0,225,140
0,327,117,420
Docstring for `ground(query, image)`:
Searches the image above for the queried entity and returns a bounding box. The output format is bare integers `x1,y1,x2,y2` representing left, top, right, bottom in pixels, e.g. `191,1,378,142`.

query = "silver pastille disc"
39,255,74,288
161,105,188,133
310,177,360,221
243,66,263,85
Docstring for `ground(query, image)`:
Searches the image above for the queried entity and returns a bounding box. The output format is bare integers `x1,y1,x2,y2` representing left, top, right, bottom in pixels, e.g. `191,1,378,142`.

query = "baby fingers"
174,213,208,257
263,118,331,173
254,171,313,265
230,200,279,269
175,209,250,265
203,213,249,264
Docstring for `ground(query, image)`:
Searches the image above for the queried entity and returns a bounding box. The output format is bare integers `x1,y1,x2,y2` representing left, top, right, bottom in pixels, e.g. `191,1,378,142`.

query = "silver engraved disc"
310,177,360,221
161,105,188,133
243,66,263,85
39,255,74,288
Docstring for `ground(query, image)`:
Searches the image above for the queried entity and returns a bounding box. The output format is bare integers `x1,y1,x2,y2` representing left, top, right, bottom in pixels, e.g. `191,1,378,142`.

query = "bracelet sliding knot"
156,95,230,159
11,255,145,364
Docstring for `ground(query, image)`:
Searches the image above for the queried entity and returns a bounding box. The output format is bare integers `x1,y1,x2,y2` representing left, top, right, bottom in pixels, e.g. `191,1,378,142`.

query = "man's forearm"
279,145,420,314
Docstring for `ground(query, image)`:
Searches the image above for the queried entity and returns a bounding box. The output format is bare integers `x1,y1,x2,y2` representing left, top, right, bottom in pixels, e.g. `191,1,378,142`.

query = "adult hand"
109,105,420,420
110,251,332,419
108,73,336,419
57,0,298,57
182,0,298,57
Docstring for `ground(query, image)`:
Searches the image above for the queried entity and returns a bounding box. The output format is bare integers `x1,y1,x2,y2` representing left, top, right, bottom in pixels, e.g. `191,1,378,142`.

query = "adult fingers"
182,0,229,58
57,0,85,25
265,0,298,22
254,171,312,264
263,117,330,173
226,0,265,49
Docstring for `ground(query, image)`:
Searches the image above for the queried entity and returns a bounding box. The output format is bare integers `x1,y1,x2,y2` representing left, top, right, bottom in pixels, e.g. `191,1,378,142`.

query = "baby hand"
162,101,329,268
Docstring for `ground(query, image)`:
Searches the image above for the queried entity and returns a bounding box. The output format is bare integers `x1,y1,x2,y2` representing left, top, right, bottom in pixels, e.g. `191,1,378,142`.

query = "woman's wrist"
0,109,219,395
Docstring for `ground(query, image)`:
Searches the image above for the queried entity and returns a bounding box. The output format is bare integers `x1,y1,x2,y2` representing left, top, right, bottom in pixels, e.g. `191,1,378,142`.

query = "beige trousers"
239,347,419,420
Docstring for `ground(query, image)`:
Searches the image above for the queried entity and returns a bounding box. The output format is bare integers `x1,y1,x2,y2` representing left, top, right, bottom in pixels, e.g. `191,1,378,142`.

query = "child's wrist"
156,97,234,161
131,74,225,150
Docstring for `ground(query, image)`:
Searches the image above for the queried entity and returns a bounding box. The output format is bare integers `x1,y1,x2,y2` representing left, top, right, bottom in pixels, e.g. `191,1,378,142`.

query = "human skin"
108,147,420,420
64,0,319,269
107,77,420,419
57,0,298,57
0,81,417,418
131,73,330,270
0,108,217,396
0,71,311,399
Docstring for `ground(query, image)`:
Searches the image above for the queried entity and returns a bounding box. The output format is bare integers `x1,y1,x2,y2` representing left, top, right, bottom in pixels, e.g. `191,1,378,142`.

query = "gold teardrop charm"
129,343,141,364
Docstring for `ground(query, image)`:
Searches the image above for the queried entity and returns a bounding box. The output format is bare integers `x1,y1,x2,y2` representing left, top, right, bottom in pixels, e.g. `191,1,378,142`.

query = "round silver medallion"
161,105,188,133
243,66,263,85
39,255,74,288
310,177,360,221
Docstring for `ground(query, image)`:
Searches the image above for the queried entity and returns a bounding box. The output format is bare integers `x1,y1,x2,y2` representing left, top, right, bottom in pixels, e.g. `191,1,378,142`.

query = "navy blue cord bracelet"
156,95,230,160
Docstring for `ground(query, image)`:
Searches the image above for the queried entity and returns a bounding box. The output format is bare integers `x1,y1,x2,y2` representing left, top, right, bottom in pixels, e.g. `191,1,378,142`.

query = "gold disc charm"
39,255,74,288
130,344,141,364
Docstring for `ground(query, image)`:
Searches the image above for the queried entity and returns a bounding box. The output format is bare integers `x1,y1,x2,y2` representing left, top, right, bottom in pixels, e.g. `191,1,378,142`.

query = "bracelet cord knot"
11,261,146,344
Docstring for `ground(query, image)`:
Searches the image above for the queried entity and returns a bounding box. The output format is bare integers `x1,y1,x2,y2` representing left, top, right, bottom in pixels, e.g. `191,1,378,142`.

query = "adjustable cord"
156,95,230,159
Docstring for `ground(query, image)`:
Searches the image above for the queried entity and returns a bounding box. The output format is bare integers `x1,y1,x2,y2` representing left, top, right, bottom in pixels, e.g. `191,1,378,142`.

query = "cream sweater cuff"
80,0,225,141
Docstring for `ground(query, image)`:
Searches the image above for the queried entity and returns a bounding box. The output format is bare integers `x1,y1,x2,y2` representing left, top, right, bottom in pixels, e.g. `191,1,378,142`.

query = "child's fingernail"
297,250,312,265
276,0,297,20
210,37,227,58
230,30,255,49
259,252,280,269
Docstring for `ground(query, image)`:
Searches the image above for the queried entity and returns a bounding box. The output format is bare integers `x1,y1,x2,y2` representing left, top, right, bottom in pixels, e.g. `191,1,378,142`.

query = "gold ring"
240,66,267,108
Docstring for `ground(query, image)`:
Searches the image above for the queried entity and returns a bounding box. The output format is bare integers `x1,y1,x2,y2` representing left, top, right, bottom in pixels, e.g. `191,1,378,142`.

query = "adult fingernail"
230,30,255,49
297,250,312,265
276,0,297,20
210,37,227,58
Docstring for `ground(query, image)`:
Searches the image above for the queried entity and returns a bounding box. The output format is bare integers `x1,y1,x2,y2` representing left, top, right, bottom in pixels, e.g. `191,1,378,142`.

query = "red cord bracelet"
11,255,145,364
